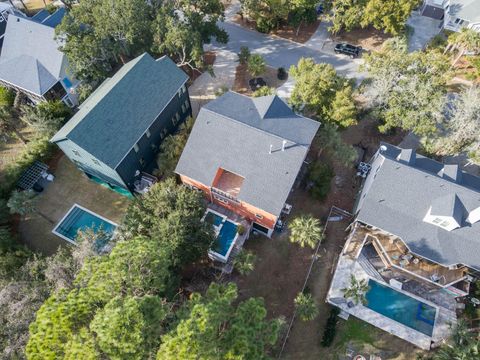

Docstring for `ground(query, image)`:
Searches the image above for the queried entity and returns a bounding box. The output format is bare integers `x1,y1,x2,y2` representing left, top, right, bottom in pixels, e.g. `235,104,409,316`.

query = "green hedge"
0,137,57,199
321,307,340,347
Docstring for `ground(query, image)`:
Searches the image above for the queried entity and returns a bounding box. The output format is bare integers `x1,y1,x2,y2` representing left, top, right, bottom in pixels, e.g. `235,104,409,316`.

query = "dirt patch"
184,51,217,84
232,15,320,44
233,64,288,95
333,26,392,52
281,119,418,359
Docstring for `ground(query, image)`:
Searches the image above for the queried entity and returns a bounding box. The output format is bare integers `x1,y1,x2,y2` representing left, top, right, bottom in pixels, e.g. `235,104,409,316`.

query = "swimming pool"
52,204,117,245
203,209,239,262
365,280,436,336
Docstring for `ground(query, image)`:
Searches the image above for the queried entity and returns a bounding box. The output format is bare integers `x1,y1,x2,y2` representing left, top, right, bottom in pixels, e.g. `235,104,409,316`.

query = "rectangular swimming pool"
365,280,436,336
203,209,239,262
52,204,117,245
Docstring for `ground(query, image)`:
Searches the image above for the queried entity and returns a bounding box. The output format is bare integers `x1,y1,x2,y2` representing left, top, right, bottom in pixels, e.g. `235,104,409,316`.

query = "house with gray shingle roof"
51,53,191,195
0,8,78,106
326,142,480,349
175,91,320,236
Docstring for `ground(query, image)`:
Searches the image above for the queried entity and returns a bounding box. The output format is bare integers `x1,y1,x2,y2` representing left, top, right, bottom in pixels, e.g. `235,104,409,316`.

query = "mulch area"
333,26,392,52
183,51,217,83
233,64,288,95
231,15,320,44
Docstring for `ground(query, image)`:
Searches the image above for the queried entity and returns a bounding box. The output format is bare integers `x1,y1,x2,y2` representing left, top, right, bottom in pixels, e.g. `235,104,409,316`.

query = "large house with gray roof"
51,53,191,195
0,8,78,107
327,142,480,349
175,91,319,237
421,0,480,32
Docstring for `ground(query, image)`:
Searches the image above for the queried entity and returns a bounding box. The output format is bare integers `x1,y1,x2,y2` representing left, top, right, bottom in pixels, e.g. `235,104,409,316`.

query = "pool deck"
327,232,457,350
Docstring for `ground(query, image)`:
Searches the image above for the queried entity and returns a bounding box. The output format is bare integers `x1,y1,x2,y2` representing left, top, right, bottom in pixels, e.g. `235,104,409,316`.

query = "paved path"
190,1,364,103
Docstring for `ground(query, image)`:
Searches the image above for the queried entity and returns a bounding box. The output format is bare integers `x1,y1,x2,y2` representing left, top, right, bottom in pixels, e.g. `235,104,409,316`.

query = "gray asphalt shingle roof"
175,92,320,216
356,143,480,271
51,53,188,168
0,14,65,95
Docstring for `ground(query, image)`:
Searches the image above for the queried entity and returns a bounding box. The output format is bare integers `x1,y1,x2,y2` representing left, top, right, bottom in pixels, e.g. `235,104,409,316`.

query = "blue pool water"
54,206,117,245
204,211,224,227
365,280,436,336
211,220,238,257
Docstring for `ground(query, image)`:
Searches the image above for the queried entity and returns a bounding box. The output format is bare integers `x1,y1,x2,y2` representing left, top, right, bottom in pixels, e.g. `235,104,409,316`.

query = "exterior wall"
55,139,126,188
179,174,278,233
116,85,192,189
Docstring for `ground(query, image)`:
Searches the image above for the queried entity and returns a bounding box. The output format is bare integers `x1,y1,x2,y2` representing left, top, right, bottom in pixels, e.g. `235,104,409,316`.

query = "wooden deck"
363,228,467,287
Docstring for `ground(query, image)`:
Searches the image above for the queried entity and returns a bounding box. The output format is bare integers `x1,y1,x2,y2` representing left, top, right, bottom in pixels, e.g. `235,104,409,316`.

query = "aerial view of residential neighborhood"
1,0,480,358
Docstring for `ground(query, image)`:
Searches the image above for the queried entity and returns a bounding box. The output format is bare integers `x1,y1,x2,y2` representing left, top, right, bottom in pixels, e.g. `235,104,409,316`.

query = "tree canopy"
362,38,450,136
289,214,323,249
157,282,283,360
57,0,228,83
289,58,356,126
327,0,420,35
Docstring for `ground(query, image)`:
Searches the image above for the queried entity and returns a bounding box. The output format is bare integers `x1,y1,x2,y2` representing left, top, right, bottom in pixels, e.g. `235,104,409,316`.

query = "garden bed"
233,64,288,95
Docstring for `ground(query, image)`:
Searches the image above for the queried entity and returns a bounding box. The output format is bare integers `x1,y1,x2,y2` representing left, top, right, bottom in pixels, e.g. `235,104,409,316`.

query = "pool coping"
203,208,239,263
52,203,118,245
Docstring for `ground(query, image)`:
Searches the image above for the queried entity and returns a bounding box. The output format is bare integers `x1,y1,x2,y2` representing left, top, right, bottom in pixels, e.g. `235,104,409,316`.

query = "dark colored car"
334,43,362,58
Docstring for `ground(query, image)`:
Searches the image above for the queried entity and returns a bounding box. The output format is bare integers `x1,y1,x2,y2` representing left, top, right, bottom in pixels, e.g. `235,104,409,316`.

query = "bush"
256,17,275,33
238,46,251,65
306,162,334,200
0,86,15,107
277,67,287,80
237,224,245,235
321,307,340,347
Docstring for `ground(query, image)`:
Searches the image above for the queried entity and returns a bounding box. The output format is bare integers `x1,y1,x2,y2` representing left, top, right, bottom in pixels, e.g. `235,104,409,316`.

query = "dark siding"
116,88,192,189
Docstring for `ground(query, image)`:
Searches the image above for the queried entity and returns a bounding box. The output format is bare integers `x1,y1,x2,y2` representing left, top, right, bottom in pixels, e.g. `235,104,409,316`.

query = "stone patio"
326,228,457,350
18,155,130,255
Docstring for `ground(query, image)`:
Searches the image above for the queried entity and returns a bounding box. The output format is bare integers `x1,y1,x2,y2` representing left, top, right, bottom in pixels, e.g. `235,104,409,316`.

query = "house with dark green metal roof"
51,53,191,195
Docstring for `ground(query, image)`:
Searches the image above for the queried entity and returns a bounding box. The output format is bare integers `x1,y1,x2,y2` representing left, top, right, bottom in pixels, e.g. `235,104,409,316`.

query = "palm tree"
247,54,266,78
289,215,324,249
7,190,37,217
434,320,479,360
445,28,480,66
341,275,369,305
233,249,256,275
294,292,318,321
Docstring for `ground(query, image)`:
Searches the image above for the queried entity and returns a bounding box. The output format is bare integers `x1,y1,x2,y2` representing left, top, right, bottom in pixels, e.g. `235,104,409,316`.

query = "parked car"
334,43,362,58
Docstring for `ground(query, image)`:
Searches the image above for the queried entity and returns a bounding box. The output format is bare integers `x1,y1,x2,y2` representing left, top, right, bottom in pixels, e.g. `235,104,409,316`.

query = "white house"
421,0,480,32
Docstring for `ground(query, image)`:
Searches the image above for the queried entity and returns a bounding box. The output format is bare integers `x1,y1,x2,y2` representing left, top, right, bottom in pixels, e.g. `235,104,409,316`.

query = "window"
214,195,229,204
133,144,139,153
160,128,168,139
181,84,186,94
139,157,145,166
72,149,81,157
146,129,151,138
92,158,101,166
440,220,450,227
185,100,190,109
255,214,263,219
432,218,442,224
181,104,186,113
176,112,180,121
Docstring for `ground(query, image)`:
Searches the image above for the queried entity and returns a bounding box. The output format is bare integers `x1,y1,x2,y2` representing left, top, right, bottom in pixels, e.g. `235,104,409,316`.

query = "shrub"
233,250,256,275
214,85,229,98
0,86,15,107
277,67,287,80
238,46,251,65
252,86,275,97
306,162,334,200
294,292,318,321
237,224,245,235
256,17,275,33
321,307,340,347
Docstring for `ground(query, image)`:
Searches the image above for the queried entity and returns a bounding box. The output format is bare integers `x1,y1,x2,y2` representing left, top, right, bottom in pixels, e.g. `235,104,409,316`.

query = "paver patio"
18,155,130,255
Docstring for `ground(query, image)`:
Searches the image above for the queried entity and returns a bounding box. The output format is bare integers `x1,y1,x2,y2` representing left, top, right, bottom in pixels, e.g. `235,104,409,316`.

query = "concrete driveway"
406,11,442,52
